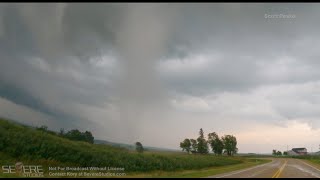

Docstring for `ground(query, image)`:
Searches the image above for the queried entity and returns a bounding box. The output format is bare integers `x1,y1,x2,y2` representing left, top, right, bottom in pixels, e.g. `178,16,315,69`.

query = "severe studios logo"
1,162,44,177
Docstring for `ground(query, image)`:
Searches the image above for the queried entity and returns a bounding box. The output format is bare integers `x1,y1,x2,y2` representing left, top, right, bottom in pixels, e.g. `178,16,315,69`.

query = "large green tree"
180,138,191,153
64,129,83,141
197,128,209,154
135,142,144,153
190,139,197,153
272,149,277,156
222,135,238,156
63,129,94,144
276,151,282,156
84,131,94,144
208,132,224,155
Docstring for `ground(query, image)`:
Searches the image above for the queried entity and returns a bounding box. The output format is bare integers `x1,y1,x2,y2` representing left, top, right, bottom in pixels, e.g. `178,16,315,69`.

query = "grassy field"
0,151,270,178
0,118,270,178
303,159,320,170
125,158,271,178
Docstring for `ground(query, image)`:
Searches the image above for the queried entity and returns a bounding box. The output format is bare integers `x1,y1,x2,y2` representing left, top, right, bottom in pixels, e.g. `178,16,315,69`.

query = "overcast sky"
1,3,320,154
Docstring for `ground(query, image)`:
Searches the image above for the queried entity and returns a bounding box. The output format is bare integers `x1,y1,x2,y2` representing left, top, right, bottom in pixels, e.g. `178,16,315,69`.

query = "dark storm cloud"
1,3,320,149
156,3,320,96
0,3,123,129
0,3,180,135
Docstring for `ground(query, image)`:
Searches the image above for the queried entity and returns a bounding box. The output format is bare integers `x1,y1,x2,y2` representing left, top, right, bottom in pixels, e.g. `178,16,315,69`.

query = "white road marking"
288,164,320,178
208,159,320,178
298,160,320,172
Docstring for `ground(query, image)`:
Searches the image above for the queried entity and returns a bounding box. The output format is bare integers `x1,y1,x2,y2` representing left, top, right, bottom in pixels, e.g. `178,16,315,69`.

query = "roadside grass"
124,158,271,178
299,158,320,170
0,151,270,178
285,155,320,170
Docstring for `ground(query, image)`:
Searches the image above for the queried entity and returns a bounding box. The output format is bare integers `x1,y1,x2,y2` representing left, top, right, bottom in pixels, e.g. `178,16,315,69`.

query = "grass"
0,152,270,178
0,118,271,178
301,159,320,169
124,158,271,178
293,156,320,169
281,155,320,170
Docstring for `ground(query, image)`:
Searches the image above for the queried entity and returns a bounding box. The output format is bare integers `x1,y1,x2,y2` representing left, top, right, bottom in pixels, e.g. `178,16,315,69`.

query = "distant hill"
94,139,180,152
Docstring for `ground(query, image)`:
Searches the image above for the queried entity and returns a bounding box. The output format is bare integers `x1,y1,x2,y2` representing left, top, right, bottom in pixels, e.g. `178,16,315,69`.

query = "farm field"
0,118,268,178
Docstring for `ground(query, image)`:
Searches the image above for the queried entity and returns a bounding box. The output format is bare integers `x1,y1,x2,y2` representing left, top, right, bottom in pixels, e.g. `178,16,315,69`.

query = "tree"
135,142,144,153
64,129,82,141
180,139,191,153
197,128,209,154
272,149,277,156
208,132,224,155
283,151,288,156
190,139,197,153
63,129,94,144
277,151,282,156
222,135,238,156
84,131,94,144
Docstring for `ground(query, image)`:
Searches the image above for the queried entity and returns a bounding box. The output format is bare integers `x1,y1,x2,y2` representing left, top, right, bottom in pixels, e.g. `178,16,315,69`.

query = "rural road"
208,158,320,178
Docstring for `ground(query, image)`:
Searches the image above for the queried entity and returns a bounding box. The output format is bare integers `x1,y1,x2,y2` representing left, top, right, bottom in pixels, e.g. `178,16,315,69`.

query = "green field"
126,158,270,178
0,118,269,178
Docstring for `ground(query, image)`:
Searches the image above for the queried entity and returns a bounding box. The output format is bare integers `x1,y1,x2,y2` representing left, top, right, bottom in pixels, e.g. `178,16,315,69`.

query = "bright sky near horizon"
0,3,320,154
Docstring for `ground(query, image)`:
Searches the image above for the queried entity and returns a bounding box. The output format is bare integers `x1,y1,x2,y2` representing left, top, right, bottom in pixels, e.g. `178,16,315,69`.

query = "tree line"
272,149,288,156
36,125,94,144
180,128,238,156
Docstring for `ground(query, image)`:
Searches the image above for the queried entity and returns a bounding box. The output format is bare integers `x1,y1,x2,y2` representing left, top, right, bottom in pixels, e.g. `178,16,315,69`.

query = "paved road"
208,158,320,178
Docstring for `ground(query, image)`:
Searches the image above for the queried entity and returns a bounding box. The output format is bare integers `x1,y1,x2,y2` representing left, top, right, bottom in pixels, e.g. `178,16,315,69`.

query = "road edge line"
298,159,320,172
